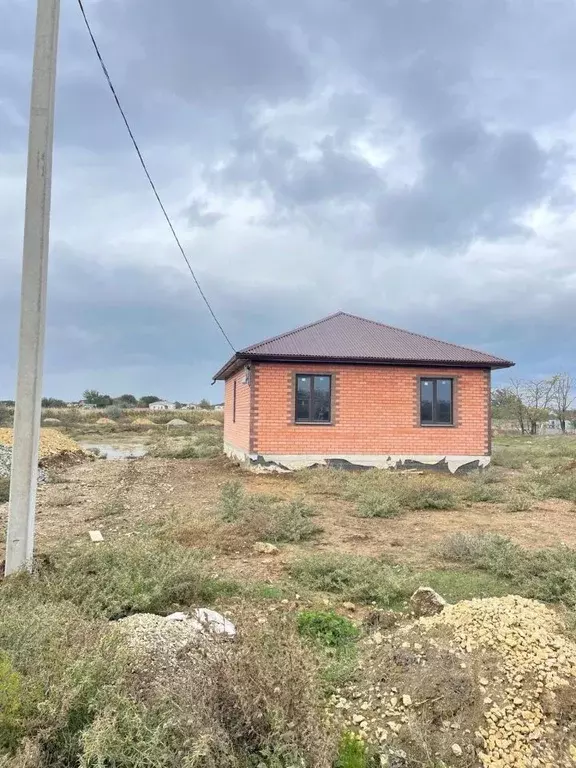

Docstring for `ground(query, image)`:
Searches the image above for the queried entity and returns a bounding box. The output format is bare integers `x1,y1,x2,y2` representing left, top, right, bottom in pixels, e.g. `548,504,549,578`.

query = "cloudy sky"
1,0,575,402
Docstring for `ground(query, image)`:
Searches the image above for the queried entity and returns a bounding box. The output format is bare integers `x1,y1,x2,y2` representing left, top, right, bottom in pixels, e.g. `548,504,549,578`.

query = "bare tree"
508,379,528,433
522,378,556,434
550,373,575,433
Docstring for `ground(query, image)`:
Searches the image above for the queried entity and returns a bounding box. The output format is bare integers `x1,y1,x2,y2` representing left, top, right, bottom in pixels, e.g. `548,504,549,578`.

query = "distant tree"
174,401,185,410
139,395,161,406
41,397,66,408
198,398,212,410
491,388,523,422
0,401,15,407
549,374,575,434
83,390,113,408
512,377,556,435
499,381,528,433
113,394,138,409
118,394,137,406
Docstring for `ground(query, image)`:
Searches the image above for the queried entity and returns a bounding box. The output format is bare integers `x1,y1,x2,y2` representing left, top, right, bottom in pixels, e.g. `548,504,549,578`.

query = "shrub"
547,472,576,502
0,593,336,768
504,493,532,512
437,533,576,607
0,596,127,766
436,532,515,566
289,554,413,607
0,476,9,503
356,492,402,518
218,480,245,521
400,481,458,510
218,486,321,543
242,496,321,543
462,475,505,503
297,610,359,648
0,652,24,752
104,405,123,421
2,539,239,620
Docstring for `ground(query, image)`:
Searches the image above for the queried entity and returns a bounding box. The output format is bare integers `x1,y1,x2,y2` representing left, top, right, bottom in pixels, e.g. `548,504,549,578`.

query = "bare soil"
1,455,573,582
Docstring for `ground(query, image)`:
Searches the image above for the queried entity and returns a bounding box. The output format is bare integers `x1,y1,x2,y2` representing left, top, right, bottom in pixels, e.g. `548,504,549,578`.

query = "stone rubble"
420,595,576,768
329,595,576,768
115,609,236,665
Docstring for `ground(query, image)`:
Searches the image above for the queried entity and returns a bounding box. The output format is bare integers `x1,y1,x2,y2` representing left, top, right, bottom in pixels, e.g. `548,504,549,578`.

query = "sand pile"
0,428,82,459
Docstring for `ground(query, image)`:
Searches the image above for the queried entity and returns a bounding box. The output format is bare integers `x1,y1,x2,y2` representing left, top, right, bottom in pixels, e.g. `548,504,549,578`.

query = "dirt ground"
2,453,574,583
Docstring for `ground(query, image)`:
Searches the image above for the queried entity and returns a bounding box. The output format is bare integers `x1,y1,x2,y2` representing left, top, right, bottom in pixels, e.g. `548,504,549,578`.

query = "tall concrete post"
5,0,61,575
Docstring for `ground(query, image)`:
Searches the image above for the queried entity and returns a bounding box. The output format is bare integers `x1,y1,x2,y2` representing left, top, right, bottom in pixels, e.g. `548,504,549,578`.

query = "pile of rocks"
0,444,47,483
115,608,236,664
421,595,576,768
333,593,576,767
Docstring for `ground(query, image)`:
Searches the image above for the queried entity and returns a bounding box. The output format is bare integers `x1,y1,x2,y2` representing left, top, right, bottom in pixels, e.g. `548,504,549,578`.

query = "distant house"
149,400,175,411
213,404,224,411
213,311,514,473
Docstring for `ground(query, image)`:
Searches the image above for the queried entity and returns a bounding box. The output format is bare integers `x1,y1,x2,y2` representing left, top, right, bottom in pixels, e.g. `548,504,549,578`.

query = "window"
420,378,453,425
232,380,237,423
295,374,332,423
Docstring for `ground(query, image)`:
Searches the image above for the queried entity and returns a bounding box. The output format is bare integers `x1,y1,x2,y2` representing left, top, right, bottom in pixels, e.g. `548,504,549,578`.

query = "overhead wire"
76,0,236,352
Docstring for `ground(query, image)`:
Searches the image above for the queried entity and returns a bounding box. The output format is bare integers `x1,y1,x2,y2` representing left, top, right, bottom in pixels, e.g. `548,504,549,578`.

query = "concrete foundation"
224,442,490,474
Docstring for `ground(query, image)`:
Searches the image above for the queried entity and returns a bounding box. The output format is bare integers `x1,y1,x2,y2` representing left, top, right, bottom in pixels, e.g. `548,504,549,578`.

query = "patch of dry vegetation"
0,550,336,768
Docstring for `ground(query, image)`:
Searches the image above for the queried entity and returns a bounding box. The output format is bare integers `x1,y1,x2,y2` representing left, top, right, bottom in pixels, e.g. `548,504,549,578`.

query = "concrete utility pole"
5,0,60,575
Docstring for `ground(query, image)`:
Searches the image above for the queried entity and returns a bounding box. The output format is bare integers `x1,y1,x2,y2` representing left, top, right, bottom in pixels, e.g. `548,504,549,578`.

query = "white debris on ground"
115,609,236,662
331,595,576,768
194,607,237,636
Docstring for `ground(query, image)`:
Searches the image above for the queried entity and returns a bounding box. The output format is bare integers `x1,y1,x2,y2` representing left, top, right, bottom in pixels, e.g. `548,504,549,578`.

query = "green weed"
297,610,359,648
289,554,413,608
335,732,376,768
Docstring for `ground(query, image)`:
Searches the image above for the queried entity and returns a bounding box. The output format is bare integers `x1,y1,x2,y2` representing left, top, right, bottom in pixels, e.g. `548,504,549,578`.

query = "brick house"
213,312,514,473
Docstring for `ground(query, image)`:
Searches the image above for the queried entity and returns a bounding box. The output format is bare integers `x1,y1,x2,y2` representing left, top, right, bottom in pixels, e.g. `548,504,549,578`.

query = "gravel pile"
0,444,47,483
334,595,576,768
115,613,206,661
421,595,576,768
114,610,236,666
0,428,83,459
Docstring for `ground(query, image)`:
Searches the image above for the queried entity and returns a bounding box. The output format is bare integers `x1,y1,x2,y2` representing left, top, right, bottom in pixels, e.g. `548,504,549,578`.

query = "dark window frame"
232,379,237,423
294,373,333,425
419,377,454,427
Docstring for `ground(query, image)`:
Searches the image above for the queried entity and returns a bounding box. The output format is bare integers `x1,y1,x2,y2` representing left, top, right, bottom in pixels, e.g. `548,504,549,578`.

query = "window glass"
420,379,434,423
313,376,331,422
296,375,311,421
436,379,453,423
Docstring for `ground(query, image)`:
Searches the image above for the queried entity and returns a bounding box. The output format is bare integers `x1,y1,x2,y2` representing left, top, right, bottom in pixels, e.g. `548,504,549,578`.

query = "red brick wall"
223,366,252,452
252,363,490,456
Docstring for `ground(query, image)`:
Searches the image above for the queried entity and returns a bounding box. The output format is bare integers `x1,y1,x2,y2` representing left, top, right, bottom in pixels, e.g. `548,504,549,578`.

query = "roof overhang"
212,354,515,381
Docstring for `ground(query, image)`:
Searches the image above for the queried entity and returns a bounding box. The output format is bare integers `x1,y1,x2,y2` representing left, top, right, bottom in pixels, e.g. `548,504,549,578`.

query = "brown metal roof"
213,312,514,379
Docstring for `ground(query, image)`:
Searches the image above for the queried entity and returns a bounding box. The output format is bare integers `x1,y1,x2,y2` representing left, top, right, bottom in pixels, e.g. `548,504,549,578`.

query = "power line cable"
76,0,236,352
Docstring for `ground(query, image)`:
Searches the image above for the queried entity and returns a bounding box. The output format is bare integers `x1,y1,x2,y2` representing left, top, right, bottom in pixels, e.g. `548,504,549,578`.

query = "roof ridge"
239,311,346,353
338,311,510,363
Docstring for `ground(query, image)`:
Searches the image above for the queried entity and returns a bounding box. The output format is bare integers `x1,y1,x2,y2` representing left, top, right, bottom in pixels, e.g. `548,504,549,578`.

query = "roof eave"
212,354,250,382
214,353,514,378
